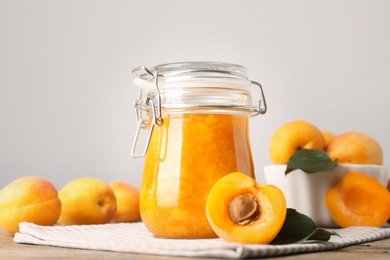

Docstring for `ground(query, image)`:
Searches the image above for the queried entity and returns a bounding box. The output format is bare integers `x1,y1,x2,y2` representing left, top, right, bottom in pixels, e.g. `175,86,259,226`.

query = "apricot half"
325,172,390,227
206,172,286,244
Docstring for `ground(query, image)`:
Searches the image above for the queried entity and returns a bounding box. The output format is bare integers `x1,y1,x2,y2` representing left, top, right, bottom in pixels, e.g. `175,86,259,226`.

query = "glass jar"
131,62,267,238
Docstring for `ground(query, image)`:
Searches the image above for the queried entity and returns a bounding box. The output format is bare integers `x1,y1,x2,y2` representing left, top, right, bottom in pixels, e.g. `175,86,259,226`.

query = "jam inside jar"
131,62,267,238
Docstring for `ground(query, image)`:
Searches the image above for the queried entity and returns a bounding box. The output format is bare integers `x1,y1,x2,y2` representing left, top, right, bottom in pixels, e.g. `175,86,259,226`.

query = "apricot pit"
206,172,286,244
229,193,260,225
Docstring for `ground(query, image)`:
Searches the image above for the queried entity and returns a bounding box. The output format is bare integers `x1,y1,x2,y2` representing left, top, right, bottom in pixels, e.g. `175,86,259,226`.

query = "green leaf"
271,208,316,244
307,228,341,242
271,208,340,244
285,149,338,175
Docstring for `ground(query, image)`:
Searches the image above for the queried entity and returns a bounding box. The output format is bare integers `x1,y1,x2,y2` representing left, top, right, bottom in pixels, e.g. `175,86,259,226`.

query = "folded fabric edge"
12,223,390,259
14,232,244,259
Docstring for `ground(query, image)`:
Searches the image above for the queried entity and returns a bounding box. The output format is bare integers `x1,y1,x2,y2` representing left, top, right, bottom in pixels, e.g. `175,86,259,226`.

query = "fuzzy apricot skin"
58,178,117,225
326,132,383,165
109,181,141,223
325,172,390,228
206,172,287,244
270,120,325,164
0,176,61,234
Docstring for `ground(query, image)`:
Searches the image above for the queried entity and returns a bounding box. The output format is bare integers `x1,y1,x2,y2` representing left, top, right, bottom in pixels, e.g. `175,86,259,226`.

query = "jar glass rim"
148,61,248,79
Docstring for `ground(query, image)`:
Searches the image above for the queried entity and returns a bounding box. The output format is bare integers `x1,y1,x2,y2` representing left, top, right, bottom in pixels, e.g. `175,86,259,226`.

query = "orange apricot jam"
140,113,255,238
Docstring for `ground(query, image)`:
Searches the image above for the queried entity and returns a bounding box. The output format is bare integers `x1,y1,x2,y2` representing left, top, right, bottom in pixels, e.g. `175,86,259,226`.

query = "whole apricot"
58,178,117,225
270,120,325,164
321,130,336,148
325,172,390,227
326,132,383,165
109,181,141,223
0,176,61,234
206,172,286,244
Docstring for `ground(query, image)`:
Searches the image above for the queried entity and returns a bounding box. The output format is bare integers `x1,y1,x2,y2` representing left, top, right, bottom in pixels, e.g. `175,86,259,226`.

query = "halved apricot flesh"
206,172,286,244
325,172,390,227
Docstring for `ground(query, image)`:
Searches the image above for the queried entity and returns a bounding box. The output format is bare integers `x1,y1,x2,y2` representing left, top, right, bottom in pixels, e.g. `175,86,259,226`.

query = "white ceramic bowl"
264,164,389,228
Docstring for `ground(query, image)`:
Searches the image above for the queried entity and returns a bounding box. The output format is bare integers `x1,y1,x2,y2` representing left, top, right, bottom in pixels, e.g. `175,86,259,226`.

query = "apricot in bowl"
269,120,325,164
206,172,286,244
264,164,389,227
325,171,390,228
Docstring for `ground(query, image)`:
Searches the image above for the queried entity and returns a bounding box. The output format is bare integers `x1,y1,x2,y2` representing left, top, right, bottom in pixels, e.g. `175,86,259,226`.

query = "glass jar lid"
130,62,267,158
132,61,265,115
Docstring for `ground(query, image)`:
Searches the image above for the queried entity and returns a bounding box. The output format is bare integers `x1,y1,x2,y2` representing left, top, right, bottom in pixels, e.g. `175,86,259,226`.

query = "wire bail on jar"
130,63,267,158
250,80,267,117
131,66,164,158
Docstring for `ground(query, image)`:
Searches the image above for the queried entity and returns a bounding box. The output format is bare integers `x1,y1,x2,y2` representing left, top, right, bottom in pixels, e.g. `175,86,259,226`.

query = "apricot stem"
229,193,260,225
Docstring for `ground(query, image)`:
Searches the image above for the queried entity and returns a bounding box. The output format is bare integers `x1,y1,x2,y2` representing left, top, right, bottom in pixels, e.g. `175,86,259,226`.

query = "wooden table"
1,229,389,260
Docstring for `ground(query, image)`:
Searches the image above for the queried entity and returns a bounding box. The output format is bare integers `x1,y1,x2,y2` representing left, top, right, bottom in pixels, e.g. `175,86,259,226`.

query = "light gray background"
1,0,389,190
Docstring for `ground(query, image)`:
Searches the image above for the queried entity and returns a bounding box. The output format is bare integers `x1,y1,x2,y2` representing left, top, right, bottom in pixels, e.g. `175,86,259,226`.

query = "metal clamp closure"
250,81,267,116
131,66,163,158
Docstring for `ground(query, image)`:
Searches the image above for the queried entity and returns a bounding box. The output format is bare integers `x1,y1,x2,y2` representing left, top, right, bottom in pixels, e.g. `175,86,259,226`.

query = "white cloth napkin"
14,222,390,259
